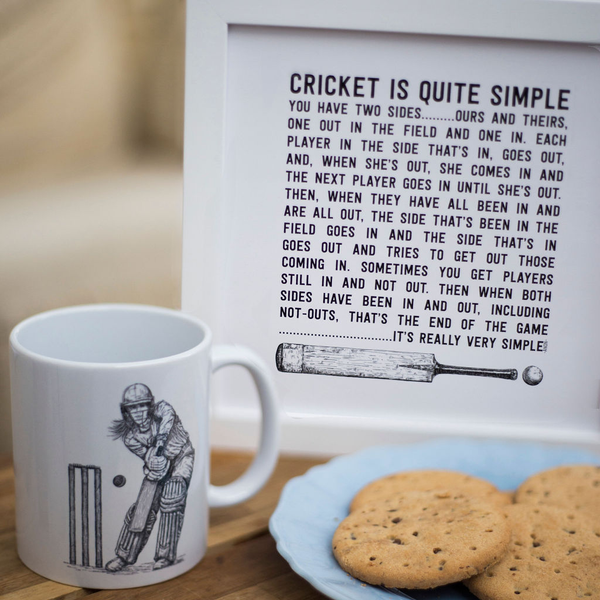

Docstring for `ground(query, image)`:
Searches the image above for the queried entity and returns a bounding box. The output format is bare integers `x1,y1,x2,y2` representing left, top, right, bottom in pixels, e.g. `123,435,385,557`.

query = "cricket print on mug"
99,383,196,574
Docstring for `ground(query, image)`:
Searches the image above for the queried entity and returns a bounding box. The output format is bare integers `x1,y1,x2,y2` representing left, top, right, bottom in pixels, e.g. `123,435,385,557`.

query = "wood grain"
0,452,328,600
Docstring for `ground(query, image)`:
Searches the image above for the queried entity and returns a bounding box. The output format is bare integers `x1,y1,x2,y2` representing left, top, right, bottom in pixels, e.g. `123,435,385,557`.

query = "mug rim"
10,303,212,369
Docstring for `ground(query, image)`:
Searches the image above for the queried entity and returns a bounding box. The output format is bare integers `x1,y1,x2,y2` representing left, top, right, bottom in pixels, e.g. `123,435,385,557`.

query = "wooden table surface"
0,452,331,600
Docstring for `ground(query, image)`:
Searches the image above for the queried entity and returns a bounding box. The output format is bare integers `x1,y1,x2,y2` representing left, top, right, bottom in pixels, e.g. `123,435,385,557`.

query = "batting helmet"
121,383,154,408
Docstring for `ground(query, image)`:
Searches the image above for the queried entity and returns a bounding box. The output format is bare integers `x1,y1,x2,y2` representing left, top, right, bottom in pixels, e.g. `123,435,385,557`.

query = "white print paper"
212,27,600,436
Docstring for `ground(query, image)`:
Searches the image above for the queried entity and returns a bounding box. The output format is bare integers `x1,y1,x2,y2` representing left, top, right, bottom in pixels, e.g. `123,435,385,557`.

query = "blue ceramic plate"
269,438,600,600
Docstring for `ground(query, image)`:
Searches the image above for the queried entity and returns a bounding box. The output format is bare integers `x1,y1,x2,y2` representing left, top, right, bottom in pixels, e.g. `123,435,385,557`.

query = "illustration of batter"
105,384,194,572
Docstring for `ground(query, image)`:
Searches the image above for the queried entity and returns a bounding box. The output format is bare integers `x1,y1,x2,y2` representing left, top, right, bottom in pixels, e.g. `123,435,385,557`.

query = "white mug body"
9,304,278,589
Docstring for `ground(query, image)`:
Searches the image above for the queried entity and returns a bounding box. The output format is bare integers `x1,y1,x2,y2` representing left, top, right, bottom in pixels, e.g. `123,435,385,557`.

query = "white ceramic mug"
9,304,279,589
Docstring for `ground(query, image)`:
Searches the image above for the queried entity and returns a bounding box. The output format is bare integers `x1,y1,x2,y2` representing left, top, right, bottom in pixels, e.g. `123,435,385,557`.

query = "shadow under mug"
9,303,280,589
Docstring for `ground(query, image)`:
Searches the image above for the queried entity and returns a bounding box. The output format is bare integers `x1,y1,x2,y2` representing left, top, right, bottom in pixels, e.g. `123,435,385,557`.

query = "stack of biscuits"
332,465,600,598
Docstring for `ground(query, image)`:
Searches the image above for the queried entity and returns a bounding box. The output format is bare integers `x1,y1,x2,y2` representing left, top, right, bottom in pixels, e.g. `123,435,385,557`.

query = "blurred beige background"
0,0,186,452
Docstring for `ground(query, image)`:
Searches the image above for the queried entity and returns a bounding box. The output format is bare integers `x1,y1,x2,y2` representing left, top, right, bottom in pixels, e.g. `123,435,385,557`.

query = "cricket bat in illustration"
276,343,520,383
129,446,164,533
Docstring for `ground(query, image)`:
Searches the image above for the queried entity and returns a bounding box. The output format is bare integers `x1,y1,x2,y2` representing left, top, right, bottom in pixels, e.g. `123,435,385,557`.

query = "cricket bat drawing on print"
276,343,543,385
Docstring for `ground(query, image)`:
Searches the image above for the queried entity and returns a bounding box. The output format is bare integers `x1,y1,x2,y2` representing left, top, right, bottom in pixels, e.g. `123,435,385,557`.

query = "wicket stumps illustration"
68,464,103,568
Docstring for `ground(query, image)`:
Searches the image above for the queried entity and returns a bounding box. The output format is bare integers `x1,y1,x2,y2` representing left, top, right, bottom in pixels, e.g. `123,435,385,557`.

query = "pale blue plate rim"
269,438,600,600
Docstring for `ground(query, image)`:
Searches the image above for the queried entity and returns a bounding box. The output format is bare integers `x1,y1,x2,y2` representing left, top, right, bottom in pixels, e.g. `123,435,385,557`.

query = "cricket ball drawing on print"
276,343,543,385
68,384,195,574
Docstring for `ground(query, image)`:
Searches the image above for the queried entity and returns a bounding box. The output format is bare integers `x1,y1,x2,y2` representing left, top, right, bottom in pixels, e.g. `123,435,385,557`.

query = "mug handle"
207,345,280,507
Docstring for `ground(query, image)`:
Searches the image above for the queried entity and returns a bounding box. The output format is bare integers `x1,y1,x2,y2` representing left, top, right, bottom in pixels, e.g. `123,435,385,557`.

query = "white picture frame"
183,0,600,455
